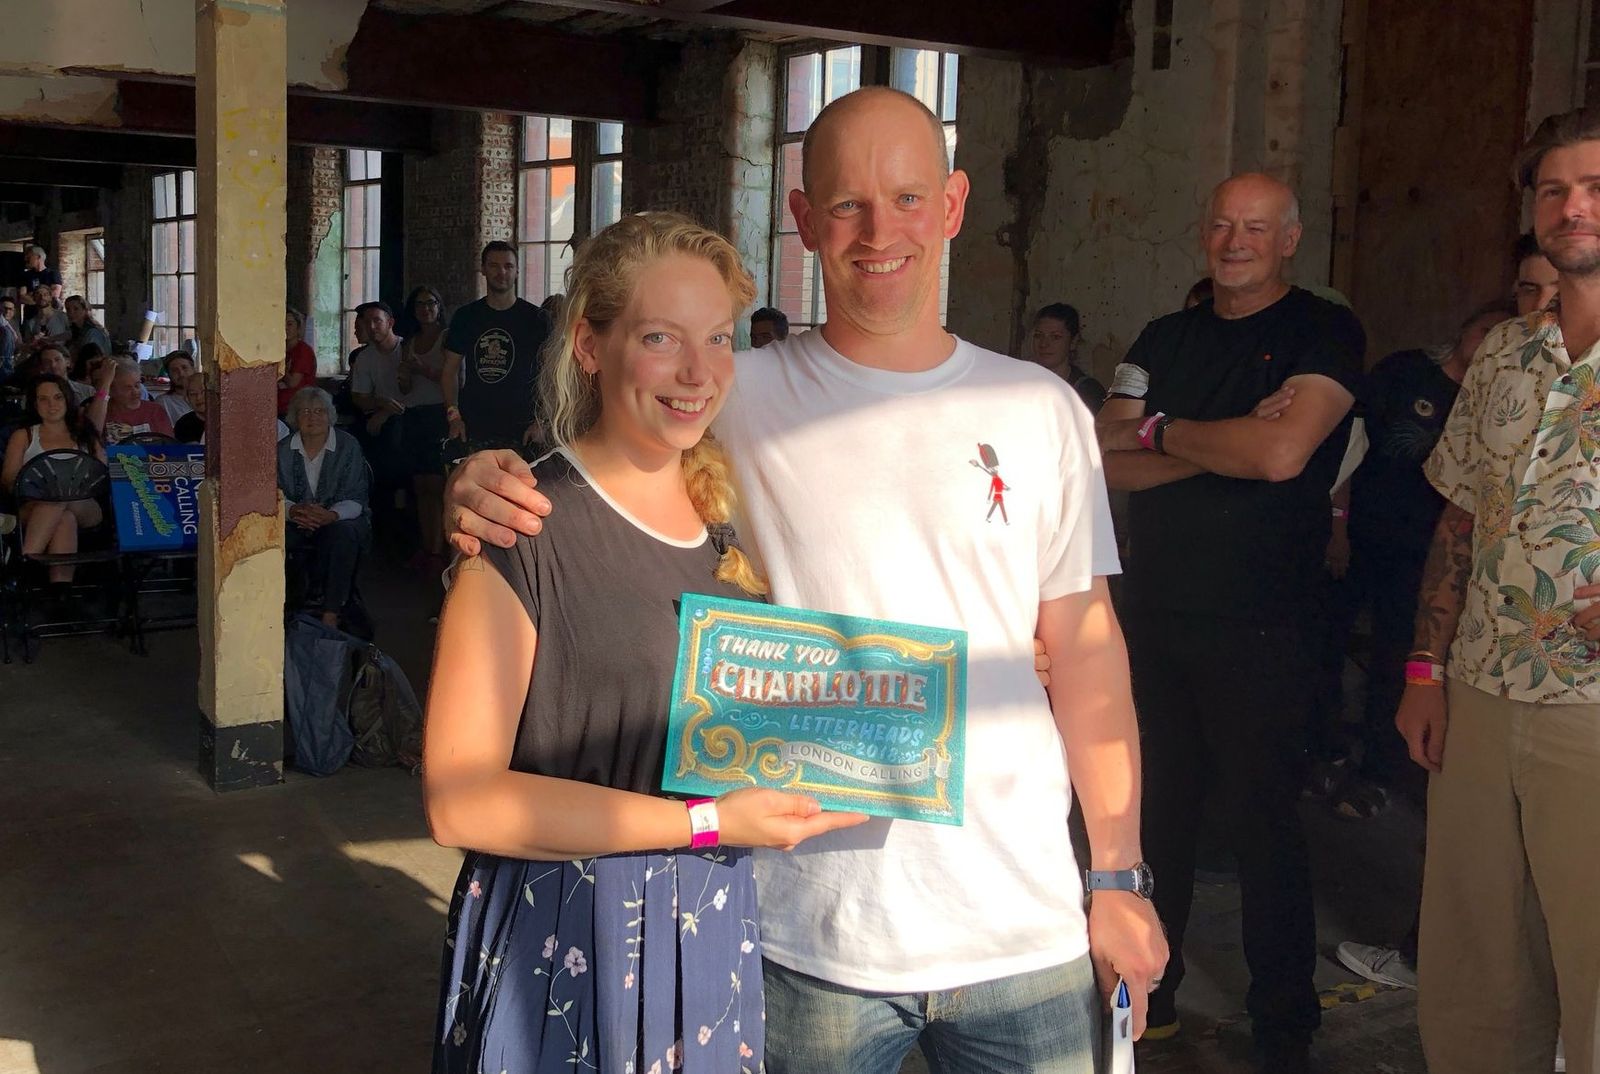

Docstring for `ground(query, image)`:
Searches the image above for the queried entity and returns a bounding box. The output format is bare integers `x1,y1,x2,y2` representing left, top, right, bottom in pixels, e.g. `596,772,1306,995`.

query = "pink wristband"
1136,412,1165,451
1404,660,1444,686
685,798,720,849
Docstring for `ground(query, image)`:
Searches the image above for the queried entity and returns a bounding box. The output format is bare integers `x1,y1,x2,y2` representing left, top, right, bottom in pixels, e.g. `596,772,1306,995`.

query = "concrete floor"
0,553,1431,1073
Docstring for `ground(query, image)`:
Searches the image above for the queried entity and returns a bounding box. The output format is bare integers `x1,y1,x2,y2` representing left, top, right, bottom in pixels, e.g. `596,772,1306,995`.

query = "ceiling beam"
523,0,1125,65
0,157,121,189
340,7,671,123
117,80,436,153
0,127,195,169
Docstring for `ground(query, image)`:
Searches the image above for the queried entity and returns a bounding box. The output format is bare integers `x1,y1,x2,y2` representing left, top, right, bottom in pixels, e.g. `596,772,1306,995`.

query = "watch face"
1133,863,1155,900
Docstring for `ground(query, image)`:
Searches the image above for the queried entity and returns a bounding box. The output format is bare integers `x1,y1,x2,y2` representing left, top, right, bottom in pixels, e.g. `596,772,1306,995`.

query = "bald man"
1096,173,1364,1072
441,86,1167,1072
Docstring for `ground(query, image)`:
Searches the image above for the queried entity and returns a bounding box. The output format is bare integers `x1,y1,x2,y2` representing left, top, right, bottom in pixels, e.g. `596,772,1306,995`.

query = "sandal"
1333,780,1390,821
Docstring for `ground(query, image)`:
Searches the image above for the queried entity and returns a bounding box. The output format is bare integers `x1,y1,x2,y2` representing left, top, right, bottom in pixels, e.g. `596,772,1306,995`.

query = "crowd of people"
2,80,1594,1074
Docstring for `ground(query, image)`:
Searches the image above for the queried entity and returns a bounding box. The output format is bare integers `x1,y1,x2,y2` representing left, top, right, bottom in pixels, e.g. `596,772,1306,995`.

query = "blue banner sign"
107,444,204,552
663,594,967,824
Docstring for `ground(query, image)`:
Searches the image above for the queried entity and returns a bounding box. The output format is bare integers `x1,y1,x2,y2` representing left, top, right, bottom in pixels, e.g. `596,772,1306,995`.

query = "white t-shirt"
402,332,447,407
712,329,1121,992
350,338,404,402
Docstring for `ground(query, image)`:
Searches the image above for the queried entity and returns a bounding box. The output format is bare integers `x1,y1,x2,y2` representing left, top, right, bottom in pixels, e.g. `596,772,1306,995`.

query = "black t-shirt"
482,450,755,795
1067,367,1108,413
19,267,60,298
445,297,552,444
1349,348,1459,555
1122,288,1365,618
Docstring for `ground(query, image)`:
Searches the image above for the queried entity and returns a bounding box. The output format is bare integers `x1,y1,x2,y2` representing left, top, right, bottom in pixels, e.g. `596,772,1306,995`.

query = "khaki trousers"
1418,678,1600,1074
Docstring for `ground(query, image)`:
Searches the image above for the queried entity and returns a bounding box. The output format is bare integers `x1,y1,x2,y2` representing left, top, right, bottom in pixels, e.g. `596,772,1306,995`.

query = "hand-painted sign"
663,594,966,824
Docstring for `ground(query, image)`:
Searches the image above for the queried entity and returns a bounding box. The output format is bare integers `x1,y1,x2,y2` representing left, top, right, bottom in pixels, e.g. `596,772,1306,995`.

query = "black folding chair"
5,449,120,661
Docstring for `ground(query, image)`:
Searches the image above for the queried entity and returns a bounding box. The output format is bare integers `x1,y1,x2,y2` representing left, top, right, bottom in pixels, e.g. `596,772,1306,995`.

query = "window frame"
517,116,626,304
341,149,384,360
85,231,106,327
149,170,197,355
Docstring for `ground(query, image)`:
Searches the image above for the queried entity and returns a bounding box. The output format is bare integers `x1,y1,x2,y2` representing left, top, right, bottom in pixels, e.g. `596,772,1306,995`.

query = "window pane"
548,242,572,302
155,277,178,328
786,53,821,133
366,185,382,247
365,249,381,303
891,48,940,111
367,150,383,180
151,222,174,276
180,273,195,331
944,125,958,170
520,168,548,242
776,234,813,324
153,173,174,220
180,170,195,215
88,272,104,307
345,250,365,313
87,235,105,269
778,143,804,232
597,121,623,156
824,46,861,104
345,186,365,246
179,219,195,273
942,53,960,122
520,244,546,304
591,161,622,231
549,165,576,241
549,118,573,161
523,116,548,163
346,148,366,182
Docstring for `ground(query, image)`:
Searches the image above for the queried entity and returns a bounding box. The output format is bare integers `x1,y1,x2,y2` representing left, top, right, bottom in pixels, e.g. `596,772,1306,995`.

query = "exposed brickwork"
285,145,342,315
625,32,744,234
405,109,493,309
479,112,516,250
104,169,153,340
55,229,87,301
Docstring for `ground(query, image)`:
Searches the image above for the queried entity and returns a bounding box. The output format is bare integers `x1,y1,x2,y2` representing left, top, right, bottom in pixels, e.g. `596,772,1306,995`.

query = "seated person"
749,306,790,348
173,372,207,443
21,286,67,350
278,386,370,629
1,374,107,587
157,350,197,425
99,357,174,444
22,345,94,404
63,296,111,359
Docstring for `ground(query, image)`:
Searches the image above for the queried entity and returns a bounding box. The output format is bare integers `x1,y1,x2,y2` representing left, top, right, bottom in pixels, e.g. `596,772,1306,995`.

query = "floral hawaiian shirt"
1427,308,1600,702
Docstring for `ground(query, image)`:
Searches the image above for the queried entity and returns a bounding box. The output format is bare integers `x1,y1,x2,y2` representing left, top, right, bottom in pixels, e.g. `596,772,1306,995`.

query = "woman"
277,385,370,629
63,296,111,359
157,349,197,425
1027,302,1106,413
1,373,107,585
425,214,862,1074
98,357,174,444
279,307,318,416
396,286,450,570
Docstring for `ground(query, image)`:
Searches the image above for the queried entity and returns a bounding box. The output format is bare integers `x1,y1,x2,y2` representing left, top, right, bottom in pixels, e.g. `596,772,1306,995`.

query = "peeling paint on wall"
0,75,120,126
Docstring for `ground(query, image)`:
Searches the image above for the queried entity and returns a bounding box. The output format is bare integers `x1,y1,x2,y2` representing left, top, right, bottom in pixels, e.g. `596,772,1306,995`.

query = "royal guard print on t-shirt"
475,328,514,383
970,442,1009,525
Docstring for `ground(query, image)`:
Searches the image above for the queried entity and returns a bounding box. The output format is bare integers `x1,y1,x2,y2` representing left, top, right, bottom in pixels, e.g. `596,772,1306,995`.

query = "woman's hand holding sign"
716,788,868,852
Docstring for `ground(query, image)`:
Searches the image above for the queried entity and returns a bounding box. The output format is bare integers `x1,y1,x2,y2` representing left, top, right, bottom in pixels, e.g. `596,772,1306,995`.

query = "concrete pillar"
195,0,287,791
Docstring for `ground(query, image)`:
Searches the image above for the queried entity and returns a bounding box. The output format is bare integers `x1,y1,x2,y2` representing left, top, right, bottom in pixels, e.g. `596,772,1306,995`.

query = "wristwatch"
1085,861,1155,900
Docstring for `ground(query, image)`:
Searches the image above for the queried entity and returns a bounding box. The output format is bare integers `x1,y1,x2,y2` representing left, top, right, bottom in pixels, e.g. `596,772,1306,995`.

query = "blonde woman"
425,214,864,1074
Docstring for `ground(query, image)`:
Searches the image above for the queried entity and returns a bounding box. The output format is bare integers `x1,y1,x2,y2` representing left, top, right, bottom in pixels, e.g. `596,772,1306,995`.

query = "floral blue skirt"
434,848,764,1074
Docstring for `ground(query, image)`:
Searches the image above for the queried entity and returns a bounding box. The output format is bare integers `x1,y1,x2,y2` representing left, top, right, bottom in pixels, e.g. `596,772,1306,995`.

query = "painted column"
195,0,287,791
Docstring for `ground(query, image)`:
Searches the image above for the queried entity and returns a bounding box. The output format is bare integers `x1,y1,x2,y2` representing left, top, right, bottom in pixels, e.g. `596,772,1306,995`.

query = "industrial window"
518,117,625,304
85,232,106,327
342,149,383,353
150,170,196,354
771,46,958,330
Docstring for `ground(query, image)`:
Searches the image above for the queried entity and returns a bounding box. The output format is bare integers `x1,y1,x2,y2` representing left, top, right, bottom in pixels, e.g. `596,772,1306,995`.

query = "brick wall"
626,33,743,233
405,109,519,312
56,230,87,300
285,146,341,313
104,169,153,341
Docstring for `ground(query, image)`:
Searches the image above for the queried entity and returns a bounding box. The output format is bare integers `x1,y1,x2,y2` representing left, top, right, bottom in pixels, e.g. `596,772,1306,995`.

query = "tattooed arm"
1396,501,1475,773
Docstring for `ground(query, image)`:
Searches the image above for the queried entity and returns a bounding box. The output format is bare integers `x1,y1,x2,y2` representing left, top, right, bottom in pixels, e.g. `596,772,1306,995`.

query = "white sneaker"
1335,941,1417,989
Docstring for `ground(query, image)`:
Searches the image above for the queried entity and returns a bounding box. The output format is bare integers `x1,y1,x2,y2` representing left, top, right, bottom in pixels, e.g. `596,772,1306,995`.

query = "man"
22,285,67,350
1514,229,1561,314
1029,302,1107,412
1396,107,1600,1074
441,241,553,447
748,306,789,348
349,302,409,494
19,245,61,311
0,295,18,380
440,87,1167,1072
1097,173,1363,1072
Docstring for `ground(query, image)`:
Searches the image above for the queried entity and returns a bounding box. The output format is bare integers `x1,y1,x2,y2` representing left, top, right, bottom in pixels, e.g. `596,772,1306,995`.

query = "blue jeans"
763,955,1101,1074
